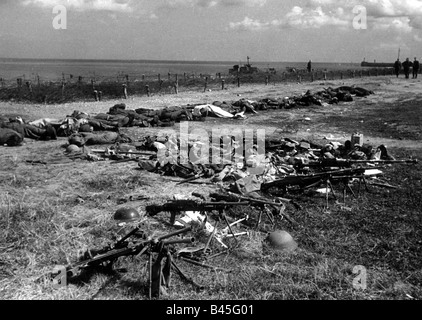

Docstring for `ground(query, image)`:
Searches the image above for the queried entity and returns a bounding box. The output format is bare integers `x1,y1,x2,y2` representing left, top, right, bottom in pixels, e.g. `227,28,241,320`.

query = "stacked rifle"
44,224,229,299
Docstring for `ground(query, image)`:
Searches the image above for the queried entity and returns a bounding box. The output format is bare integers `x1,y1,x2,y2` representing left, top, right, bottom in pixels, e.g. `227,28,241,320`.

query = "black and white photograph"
0,0,421,307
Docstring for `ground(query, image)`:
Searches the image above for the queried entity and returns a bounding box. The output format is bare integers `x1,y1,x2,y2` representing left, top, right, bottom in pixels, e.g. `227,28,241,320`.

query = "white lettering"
52,5,67,30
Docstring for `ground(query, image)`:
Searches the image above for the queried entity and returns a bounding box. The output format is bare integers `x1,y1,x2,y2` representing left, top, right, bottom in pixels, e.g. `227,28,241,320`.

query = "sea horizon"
0,57,363,82
0,57,365,65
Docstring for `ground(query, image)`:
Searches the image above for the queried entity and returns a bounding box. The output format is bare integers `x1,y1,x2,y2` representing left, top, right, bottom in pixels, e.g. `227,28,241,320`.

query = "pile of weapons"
132,135,417,198
47,135,418,298
45,196,266,299
82,134,419,203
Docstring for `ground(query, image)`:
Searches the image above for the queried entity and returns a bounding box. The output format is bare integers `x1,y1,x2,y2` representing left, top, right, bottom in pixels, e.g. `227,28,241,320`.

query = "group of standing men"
394,57,420,79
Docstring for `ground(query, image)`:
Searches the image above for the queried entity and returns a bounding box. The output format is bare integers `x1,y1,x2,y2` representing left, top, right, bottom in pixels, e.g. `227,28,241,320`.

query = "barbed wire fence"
0,67,400,104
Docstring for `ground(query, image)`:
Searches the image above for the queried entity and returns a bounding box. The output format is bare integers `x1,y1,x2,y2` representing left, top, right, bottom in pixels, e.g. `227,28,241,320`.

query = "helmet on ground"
266,230,298,252
113,207,141,222
79,123,93,133
66,144,80,153
69,135,85,147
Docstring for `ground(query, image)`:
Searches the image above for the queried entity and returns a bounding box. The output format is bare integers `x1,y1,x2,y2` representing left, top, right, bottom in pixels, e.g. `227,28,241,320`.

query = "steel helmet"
266,230,298,252
66,144,80,153
113,207,141,222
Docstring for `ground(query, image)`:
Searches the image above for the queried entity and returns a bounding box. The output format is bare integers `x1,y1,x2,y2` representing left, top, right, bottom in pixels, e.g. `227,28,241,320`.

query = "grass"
0,76,421,300
1,150,420,300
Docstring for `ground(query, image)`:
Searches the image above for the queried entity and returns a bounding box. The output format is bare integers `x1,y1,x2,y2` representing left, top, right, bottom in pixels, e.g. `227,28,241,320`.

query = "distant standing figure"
393,59,402,78
402,58,413,79
412,57,420,79
307,60,312,73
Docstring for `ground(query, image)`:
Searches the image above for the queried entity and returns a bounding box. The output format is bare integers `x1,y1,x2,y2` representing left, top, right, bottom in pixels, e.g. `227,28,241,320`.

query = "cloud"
372,16,413,33
414,34,422,42
220,0,266,6
305,0,422,31
229,6,350,31
22,0,134,12
165,0,266,8
229,16,269,31
280,6,350,29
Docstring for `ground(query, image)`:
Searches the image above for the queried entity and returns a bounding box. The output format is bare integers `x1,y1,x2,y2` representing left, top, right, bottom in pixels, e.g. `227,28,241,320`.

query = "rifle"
146,199,249,222
91,149,156,156
210,191,296,225
146,200,251,247
45,225,196,298
261,167,380,191
301,158,418,168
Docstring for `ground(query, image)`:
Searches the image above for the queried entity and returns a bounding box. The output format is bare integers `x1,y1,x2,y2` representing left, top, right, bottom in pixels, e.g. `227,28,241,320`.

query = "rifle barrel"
157,226,192,241
161,237,195,245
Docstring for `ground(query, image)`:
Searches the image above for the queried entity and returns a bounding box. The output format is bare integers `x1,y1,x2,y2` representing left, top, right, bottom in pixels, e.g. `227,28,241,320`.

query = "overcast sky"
0,0,421,62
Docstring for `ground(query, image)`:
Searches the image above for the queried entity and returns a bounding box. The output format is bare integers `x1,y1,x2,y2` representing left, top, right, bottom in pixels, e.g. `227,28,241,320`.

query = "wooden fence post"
204,77,208,92
26,81,33,96
122,84,128,99
145,85,150,97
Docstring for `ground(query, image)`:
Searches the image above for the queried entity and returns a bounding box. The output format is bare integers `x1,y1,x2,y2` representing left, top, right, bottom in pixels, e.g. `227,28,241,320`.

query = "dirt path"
1,75,421,155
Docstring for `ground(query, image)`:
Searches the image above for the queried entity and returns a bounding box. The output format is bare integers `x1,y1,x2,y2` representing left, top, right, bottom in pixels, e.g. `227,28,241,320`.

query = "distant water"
0,58,362,82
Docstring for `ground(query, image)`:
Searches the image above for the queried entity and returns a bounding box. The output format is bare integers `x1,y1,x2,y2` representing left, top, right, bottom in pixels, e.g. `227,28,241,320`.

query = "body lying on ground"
68,131,132,147
0,120,57,141
0,128,24,146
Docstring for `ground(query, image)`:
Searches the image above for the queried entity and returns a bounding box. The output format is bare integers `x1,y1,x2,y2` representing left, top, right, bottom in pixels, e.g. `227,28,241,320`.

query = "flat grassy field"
0,76,421,300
